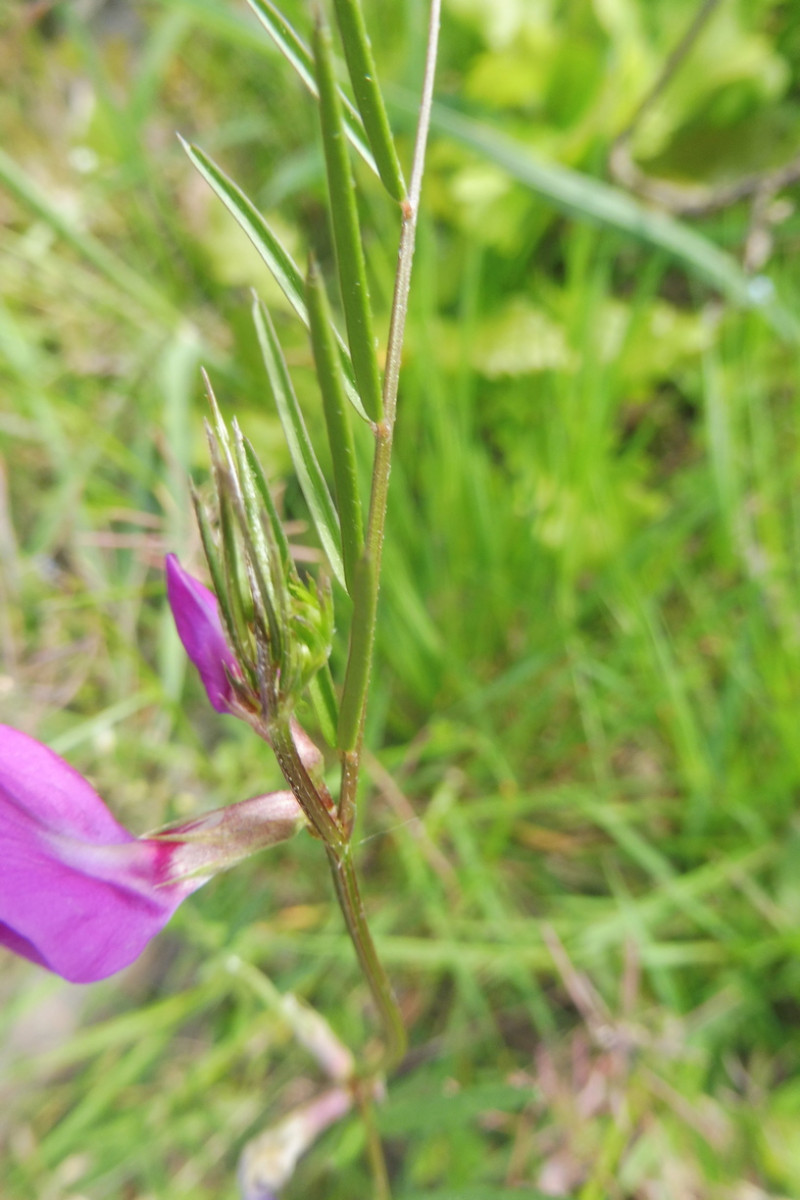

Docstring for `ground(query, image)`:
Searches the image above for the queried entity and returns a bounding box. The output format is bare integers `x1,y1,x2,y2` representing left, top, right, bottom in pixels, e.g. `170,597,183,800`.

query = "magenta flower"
0,725,302,983
165,553,238,713
165,550,326,783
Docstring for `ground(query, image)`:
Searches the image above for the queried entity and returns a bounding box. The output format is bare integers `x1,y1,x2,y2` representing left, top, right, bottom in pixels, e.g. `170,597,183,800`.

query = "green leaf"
232,421,287,658
313,11,384,423
190,485,237,654
337,550,377,752
244,0,377,175
306,258,364,592
180,137,371,421
206,428,253,673
180,136,306,321
0,146,177,325
252,296,347,591
242,436,292,577
424,101,798,337
330,0,406,201
308,663,339,748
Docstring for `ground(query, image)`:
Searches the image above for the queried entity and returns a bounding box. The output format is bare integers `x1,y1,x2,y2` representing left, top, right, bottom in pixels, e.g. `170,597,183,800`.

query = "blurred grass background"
2,0,800,1196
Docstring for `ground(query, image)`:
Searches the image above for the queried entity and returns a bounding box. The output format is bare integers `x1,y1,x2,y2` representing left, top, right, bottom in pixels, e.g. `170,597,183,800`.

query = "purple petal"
0,726,199,983
165,554,238,713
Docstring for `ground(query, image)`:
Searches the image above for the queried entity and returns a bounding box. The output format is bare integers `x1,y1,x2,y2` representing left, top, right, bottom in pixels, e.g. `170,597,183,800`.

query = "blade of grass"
180,137,370,421
312,8,383,424
252,295,346,590
306,257,364,591
330,0,406,201
0,146,177,325
392,99,798,338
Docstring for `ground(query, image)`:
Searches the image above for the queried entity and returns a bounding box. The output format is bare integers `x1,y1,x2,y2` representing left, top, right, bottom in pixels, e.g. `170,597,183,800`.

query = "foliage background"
2,0,800,1196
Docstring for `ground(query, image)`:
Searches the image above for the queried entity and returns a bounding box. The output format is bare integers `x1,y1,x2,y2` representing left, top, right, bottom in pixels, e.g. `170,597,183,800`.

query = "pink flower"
0,725,302,983
165,553,238,713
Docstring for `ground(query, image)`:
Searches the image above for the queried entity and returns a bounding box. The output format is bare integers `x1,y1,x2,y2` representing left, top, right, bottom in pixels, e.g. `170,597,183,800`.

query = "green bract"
194,379,333,724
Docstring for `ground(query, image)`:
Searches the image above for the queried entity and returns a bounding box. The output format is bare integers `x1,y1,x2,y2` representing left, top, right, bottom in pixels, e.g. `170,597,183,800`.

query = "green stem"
325,843,407,1072
332,0,440,1077
337,0,441,767
356,1085,393,1200
339,749,360,836
271,721,344,850
274,0,440,1105
270,720,405,1070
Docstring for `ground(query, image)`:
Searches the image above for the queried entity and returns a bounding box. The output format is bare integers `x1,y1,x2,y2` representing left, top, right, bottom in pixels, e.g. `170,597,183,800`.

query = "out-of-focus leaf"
0,146,177,325
395,99,798,339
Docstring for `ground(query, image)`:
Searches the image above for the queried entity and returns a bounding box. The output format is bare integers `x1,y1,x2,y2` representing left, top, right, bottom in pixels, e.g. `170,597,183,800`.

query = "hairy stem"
269,718,405,1070
326,844,407,1072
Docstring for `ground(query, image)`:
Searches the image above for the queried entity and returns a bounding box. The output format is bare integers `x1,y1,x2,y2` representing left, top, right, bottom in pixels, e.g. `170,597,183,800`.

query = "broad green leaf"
313,12,383,423
252,296,347,591
181,137,371,421
306,259,364,592
244,0,377,175
331,0,406,201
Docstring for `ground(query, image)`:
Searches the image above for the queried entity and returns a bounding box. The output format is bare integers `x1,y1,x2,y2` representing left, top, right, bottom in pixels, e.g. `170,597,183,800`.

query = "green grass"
3,0,800,1196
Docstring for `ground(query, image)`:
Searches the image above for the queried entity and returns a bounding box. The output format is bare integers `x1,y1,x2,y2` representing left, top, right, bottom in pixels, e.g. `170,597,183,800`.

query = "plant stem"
329,0,441,1086
338,0,442,807
356,1085,393,1200
270,718,405,1069
271,720,344,850
304,0,440,1097
326,843,407,1072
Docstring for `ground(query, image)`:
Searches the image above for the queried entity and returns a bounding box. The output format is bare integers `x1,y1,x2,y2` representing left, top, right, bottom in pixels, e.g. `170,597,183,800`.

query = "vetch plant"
0,0,441,1194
